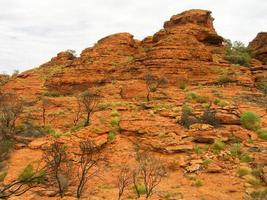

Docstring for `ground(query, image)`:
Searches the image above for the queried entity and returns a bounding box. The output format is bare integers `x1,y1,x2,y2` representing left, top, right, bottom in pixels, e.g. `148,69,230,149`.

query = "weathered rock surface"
249,32,267,64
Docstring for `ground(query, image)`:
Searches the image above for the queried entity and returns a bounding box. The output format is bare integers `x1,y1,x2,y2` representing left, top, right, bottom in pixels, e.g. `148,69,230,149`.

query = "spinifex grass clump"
108,110,121,142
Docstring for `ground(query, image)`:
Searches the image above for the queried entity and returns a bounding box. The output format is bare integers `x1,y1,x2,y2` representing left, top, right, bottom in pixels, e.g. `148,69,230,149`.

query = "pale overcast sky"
1,0,266,73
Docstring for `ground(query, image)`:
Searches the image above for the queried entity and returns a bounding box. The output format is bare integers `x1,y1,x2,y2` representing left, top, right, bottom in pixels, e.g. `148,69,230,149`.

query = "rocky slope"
0,9,267,200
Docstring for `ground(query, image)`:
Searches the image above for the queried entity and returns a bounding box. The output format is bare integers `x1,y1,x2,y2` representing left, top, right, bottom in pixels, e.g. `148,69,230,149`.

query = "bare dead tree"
0,163,46,199
119,86,125,99
78,91,100,127
40,97,51,128
43,141,71,198
117,165,132,200
76,139,104,199
0,92,24,139
73,96,83,126
134,152,166,199
144,74,168,102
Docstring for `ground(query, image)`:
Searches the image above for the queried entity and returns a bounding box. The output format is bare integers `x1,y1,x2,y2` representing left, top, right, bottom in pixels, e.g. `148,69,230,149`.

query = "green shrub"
212,139,225,153
252,166,263,177
193,146,205,154
177,80,187,90
214,99,229,107
0,139,15,161
16,122,48,137
71,120,86,132
135,183,147,195
224,40,251,67
111,110,120,117
182,104,193,114
18,164,46,183
230,143,242,157
218,74,233,84
256,81,267,95
250,189,267,199
240,153,253,163
238,166,251,177
202,159,213,167
248,178,261,187
18,164,35,182
111,116,120,127
256,129,267,140
240,112,260,130
0,171,7,182
43,90,61,97
47,128,62,138
192,179,203,187
107,131,116,142
213,98,220,105
186,92,208,103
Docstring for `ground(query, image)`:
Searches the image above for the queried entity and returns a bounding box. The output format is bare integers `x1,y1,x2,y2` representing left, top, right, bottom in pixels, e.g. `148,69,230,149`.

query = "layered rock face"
144,9,223,63
40,9,252,95
249,32,267,64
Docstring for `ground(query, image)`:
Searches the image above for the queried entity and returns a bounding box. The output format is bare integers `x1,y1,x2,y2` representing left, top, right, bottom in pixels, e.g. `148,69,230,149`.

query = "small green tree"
224,39,251,67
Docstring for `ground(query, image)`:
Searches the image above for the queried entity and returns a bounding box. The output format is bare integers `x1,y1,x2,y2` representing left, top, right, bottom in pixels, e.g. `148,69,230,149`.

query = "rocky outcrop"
143,9,223,64
39,9,253,95
249,32,267,64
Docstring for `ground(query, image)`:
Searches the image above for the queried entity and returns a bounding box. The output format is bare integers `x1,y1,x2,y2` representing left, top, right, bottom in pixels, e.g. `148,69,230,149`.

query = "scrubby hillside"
0,9,267,200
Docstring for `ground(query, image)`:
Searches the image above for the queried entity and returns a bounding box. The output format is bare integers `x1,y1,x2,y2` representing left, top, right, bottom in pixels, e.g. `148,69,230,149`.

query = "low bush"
230,143,242,157
70,120,86,132
212,139,225,153
135,183,147,195
238,166,251,177
240,112,260,130
256,81,267,95
186,92,208,103
250,189,267,199
193,146,205,154
239,153,253,163
107,131,116,142
214,98,229,107
256,128,267,140
43,90,61,97
0,139,15,162
16,122,48,137
202,159,213,167
0,171,7,182
177,80,187,90
192,179,203,187
218,74,233,84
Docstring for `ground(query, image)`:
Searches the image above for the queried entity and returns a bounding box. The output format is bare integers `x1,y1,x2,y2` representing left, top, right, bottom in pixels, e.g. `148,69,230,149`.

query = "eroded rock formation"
249,32,267,64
